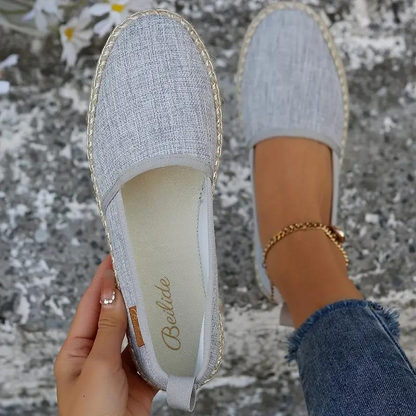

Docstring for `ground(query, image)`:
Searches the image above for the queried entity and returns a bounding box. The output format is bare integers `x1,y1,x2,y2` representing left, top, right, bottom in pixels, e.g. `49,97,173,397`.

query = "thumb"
89,269,127,365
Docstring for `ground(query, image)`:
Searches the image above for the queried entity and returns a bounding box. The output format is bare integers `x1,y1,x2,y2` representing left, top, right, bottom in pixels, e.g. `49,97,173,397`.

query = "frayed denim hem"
286,299,400,363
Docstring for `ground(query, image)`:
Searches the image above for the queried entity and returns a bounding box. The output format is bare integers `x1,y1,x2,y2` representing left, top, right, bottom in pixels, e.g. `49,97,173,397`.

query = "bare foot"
254,137,363,327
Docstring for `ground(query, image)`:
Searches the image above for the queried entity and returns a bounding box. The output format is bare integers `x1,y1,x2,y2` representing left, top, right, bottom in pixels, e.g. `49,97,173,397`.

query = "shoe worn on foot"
87,10,223,411
237,3,349,326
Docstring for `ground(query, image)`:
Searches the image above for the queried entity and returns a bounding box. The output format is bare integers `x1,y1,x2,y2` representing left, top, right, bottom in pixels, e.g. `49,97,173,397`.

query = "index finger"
66,254,113,341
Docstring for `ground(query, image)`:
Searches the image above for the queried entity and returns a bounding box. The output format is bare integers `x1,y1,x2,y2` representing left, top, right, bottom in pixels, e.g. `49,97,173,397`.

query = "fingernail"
100,269,116,307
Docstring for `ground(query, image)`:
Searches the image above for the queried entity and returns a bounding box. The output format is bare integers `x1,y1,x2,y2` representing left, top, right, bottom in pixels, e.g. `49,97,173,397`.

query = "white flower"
23,0,62,32
0,54,19,95
59,9,93,67
90,0,152,37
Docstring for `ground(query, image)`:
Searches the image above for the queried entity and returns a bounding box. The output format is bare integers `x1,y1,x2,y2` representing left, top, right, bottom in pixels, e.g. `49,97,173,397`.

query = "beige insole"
122,166,206,377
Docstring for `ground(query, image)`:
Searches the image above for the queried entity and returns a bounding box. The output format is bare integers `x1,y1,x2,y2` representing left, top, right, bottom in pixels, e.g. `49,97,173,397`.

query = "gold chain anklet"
262,222,349,269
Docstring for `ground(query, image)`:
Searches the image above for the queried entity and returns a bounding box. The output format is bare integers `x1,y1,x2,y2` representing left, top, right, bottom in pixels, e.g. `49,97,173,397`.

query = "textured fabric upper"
92,14,217,199
241,10,344,149
92,13,221,395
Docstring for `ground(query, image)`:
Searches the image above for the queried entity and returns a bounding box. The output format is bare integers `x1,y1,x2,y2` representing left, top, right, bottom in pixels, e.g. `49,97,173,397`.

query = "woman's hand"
55,255,157,416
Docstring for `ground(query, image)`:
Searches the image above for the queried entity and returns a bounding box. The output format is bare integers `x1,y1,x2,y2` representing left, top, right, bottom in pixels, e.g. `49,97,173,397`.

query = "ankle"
253,137,363,327
266,230,347,284
265,231,362,327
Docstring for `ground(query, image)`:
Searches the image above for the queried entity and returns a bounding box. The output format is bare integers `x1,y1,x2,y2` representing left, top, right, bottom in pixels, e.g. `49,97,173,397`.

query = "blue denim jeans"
287,300,416,415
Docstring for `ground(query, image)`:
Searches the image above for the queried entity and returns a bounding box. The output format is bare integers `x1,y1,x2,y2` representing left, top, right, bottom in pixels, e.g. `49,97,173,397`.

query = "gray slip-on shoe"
237,3,349,326
87,10,223,412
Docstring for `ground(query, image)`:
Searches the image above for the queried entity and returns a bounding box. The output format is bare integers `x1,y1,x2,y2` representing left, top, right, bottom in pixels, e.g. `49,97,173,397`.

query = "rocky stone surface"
1,0,416,415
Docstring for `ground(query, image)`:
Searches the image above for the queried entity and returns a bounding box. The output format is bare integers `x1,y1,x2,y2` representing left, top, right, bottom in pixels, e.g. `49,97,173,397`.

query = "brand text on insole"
155,277,181,350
